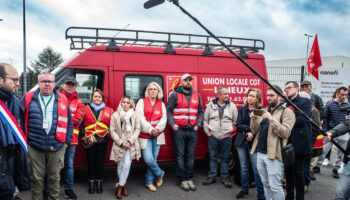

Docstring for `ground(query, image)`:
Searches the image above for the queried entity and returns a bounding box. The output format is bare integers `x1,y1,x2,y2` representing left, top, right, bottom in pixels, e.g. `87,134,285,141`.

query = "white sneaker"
322,159,330,166
338,163,344,174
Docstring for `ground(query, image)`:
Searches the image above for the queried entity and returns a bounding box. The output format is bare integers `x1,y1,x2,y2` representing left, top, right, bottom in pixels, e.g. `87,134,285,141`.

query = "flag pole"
304,34,313,77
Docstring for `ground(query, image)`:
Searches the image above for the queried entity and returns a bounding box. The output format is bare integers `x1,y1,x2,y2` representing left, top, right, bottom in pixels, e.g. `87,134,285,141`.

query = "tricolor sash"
0,100,27,153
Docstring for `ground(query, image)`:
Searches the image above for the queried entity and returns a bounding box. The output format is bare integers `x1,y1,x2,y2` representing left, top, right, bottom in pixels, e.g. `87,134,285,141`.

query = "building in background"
266,56,350,97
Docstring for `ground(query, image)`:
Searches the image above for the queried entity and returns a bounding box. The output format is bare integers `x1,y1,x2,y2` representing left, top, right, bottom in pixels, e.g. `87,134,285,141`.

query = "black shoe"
310,171,316,181
313,166,320,174
64,189,78,200
333,169,339,179
236,190,248,199
202,177,216,185
96,180,103,194
222,177,232,188
88,181,95,194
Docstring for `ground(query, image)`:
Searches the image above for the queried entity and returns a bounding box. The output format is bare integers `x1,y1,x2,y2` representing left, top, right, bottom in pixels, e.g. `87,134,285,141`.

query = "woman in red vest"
136,82,167,192
81,89,113,195
110,96,141,199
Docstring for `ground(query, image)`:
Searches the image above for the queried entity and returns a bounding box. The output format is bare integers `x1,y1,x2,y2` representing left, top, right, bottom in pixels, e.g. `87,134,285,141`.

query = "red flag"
307,34,322,80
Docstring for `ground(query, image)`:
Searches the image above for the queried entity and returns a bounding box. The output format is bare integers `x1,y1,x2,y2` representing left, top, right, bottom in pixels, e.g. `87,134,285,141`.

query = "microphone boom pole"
145,0,347,154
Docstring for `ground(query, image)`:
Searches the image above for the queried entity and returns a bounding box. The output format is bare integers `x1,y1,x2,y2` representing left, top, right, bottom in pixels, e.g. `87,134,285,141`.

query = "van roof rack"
65,26,265,53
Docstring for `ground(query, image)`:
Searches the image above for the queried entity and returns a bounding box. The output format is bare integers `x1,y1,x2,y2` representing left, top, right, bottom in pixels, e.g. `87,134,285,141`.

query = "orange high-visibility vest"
139,98,163,139
173,92,199,126
83,105,113,138
25,91,69,143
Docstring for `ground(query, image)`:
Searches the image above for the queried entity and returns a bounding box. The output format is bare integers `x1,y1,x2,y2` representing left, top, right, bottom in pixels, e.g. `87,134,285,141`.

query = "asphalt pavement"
19,157,339,200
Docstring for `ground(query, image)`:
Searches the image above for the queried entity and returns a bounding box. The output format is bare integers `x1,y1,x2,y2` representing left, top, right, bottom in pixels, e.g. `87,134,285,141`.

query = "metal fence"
266,65,318,92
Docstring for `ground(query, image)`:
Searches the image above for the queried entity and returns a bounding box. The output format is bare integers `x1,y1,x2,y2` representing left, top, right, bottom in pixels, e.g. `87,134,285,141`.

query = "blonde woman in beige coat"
110,96,141,199
136,82,167,192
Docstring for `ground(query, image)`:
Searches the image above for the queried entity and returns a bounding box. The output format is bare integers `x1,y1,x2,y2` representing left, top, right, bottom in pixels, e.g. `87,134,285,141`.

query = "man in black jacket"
325,117,350,200
314,87,349,178
0,63,29,200
284,81,313,200
301,80,324,115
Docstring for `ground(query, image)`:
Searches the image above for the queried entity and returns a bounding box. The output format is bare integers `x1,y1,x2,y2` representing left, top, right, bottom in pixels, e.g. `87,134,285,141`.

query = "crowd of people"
1,62,350,200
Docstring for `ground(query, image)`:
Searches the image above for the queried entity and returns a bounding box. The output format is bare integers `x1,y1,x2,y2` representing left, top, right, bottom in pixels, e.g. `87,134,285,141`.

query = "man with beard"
250,85,295,199
284,81,312,200
0,63,29,200
167,73,204,191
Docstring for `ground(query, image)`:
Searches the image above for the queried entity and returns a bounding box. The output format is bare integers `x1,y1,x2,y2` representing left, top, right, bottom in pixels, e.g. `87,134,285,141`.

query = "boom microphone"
144,0,165,9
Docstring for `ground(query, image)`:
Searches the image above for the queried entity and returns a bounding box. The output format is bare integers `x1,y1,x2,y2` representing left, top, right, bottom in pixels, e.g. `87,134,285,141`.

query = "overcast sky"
1,0,349,73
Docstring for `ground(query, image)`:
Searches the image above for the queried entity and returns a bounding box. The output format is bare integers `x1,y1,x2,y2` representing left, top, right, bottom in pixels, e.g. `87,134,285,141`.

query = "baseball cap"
64,77,77,85
301,80,311,86
181,73,192,81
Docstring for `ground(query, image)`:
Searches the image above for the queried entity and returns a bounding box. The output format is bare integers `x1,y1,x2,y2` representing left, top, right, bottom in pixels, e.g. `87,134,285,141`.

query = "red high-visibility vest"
59,90,84,145
139,98,163,139
25,91,69,143
173,92,199,126
83,105,113,138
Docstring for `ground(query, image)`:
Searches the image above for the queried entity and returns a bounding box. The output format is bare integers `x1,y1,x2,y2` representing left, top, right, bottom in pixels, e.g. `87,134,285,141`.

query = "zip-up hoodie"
203,98,238,139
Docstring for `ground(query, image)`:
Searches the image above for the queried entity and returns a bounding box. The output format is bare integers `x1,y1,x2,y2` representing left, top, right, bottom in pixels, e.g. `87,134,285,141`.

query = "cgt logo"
154,110,160,115
320,70,338,76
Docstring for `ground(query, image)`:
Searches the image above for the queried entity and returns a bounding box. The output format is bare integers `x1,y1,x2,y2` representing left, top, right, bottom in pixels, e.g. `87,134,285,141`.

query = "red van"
52,27,268,167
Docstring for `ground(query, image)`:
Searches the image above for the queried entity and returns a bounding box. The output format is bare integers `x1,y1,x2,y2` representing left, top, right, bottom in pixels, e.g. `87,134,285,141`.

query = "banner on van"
199,76,263,108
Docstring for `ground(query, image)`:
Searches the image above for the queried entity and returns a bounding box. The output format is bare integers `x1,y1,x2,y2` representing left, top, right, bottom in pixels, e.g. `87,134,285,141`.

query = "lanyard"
40,94,53,119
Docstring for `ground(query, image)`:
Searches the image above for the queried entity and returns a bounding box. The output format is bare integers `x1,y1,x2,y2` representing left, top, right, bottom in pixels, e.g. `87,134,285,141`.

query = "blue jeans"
172,128,197,182
208,136,232,178
237,141,265,199
335,162,350,200
257,152,285,200
141,137,163,185
64,145,76,190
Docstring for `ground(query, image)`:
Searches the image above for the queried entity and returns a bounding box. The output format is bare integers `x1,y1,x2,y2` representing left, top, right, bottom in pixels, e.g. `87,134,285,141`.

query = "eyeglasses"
39,80,55,84
266,94,276,97
6,77,20,84
284,86,295,91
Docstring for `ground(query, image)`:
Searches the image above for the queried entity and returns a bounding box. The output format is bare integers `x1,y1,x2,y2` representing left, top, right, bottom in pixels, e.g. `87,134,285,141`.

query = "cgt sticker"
166,75,197,100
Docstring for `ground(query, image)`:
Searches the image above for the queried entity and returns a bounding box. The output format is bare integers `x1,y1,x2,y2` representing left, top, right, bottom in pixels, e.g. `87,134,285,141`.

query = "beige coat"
109,111,141,162
135,99,167,149
203,100,238,139
250,103,296,161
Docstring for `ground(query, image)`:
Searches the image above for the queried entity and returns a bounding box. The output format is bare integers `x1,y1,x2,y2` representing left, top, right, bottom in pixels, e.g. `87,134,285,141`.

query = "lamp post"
23,0,27,93
304,33,313,77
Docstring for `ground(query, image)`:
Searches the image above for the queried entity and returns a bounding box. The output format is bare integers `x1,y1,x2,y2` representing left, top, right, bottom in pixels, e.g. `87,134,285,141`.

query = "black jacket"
235,106,261,147
287,95,313,156
321,99,349,131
